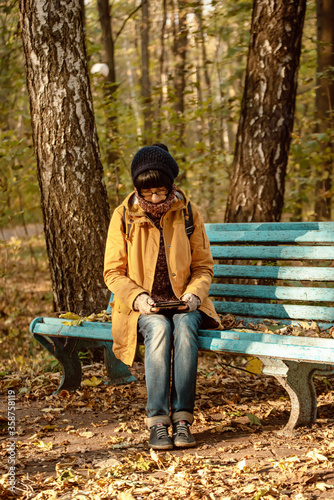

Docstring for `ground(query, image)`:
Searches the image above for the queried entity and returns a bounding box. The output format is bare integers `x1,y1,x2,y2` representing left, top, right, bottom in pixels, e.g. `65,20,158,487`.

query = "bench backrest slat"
206,230,334,243
213,264,334,281
210,283,334,302
210,246,334,260
214,301,334,322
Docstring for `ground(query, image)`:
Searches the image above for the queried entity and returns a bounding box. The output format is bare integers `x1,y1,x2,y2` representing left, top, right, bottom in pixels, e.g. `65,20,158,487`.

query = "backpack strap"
183,201,194,238
122,205,131,240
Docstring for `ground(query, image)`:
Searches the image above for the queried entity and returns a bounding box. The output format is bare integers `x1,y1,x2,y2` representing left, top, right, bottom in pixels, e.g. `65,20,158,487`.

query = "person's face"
140,188,168,204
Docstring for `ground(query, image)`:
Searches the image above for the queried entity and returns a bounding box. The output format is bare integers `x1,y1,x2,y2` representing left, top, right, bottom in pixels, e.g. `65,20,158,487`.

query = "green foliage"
0,0,39,230
1,0,333,225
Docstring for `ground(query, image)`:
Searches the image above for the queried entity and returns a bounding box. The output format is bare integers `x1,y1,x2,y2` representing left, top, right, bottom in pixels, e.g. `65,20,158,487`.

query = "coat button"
172,273,176,277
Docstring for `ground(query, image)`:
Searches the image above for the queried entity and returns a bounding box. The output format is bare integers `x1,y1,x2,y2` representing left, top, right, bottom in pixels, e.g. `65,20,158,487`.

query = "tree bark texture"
172,0,188,145
225,0,306,222
97,0,120,204
314,0,334,220
141,0,152,141
19,0,110,315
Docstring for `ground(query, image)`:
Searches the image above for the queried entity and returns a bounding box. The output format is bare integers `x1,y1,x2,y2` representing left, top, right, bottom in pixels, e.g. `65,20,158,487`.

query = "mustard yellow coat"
103,188,221,366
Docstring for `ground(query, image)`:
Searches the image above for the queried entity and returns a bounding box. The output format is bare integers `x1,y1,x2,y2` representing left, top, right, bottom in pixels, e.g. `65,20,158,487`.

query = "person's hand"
181,293,201,312
133,293,155,315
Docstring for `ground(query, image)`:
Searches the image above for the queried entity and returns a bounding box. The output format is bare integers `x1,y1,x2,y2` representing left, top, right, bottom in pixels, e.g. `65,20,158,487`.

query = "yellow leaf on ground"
245,357,263,374
82,376,102,387
78,431,94,438
33,440,53,450
118,490,136,500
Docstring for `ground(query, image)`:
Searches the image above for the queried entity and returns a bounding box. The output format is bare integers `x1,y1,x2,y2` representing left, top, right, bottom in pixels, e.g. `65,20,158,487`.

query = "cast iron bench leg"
34,333,82,393
261,358,333,435
103,342,137,385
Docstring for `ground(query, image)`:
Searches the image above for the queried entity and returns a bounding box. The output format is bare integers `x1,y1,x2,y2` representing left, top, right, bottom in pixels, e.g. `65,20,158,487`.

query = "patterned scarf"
135,184,177,217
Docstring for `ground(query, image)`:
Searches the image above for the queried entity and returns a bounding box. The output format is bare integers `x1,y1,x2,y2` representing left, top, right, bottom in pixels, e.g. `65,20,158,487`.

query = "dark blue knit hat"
131,144,179,183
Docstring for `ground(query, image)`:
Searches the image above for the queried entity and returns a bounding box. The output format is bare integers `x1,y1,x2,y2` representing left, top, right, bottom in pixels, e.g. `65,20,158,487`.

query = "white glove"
181,293,201,312
133,293,155,315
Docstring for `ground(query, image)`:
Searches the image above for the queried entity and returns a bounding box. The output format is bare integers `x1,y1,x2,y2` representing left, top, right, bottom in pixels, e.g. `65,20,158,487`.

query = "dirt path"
0,223,44,241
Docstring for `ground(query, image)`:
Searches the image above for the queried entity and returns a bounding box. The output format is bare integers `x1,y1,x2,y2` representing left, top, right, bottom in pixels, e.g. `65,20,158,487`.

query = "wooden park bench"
30,221,334,435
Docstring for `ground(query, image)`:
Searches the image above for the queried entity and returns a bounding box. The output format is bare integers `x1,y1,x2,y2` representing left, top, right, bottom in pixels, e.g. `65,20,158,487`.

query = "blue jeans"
138,310,203,428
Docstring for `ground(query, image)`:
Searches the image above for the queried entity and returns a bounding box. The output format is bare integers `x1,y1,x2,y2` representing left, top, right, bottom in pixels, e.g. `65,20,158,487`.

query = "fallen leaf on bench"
219,314,237,329
62,319,83,326
59,312,81,320
82,376,102,387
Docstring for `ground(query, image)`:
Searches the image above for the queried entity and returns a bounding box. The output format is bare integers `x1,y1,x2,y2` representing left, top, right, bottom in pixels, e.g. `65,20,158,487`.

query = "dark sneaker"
149,423,173,450
173,420,196,448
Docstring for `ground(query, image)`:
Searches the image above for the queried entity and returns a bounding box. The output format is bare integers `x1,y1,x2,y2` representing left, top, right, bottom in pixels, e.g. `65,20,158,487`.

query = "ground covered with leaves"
1,233,334,500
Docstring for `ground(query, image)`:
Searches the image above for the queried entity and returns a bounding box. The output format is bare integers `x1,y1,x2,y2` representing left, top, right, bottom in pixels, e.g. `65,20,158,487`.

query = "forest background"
1,3,334,497
1,0,334,234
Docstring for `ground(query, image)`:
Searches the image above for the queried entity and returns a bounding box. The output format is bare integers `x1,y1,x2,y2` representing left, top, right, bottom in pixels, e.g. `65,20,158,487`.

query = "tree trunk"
172,0,188,145
225,0,307,222
141,0,152,141
314,0,334,220
19,0,110,315
97,0,120,205
156,0,167,140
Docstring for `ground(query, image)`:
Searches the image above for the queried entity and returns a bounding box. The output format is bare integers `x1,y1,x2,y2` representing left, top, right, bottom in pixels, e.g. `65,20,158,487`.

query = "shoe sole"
149,444,173,450
173,441,196,448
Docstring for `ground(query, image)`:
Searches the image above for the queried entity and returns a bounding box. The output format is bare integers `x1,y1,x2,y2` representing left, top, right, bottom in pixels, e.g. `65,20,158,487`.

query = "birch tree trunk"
314,0,334,220
19,0,110,315
225,0,307,222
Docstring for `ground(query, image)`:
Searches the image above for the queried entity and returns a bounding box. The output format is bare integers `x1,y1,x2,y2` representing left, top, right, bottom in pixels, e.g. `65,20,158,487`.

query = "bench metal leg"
261,358,333,435
75,339,137,385
34,334,82,393
34,333,137,392
103,342,137,385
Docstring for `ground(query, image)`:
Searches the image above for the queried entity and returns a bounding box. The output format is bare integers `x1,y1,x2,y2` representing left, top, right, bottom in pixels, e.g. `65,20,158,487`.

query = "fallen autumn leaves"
1,235,334,499
1,355,334,500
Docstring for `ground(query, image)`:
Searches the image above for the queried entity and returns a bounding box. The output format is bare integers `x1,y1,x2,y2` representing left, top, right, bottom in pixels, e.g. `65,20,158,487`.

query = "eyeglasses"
141,189,168,200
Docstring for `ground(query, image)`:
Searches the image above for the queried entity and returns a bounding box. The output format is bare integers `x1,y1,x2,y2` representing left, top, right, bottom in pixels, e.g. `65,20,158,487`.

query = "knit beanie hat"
131,144,179,183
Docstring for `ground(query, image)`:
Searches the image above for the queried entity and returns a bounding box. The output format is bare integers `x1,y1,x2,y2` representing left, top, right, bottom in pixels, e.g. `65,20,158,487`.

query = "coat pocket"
114,298,132,315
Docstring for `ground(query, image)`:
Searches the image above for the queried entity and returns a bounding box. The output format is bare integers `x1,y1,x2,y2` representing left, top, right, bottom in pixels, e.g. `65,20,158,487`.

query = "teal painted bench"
30,221,334,435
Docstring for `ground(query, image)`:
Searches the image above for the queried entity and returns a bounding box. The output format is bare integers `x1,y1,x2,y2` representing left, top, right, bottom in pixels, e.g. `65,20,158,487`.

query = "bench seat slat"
37,317,112,328
213,301,334,321
213,264,334,281
210,283,334,302
206,230,334,244
200,329,334,348
198,335,334,364
210,246,334,260
32,320,113,341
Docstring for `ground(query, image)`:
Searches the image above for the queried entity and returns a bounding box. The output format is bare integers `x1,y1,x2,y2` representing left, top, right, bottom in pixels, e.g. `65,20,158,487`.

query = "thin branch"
114,2,143,42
